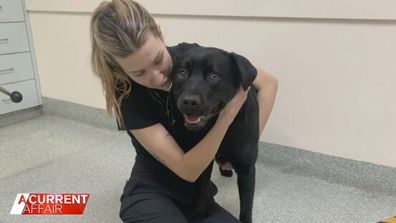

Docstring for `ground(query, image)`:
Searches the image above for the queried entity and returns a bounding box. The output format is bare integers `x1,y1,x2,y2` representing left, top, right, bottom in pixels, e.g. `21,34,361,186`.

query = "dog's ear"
230,52,257,90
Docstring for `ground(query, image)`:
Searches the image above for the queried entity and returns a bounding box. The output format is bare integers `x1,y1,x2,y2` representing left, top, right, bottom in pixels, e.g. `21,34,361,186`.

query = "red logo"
10,193,90,215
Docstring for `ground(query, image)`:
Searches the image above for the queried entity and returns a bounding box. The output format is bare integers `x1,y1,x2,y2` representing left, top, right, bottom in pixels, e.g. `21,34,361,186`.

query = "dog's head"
171,46,256,131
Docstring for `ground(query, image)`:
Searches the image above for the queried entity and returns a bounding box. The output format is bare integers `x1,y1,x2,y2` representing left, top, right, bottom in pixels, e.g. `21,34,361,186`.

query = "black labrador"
170,46,259,223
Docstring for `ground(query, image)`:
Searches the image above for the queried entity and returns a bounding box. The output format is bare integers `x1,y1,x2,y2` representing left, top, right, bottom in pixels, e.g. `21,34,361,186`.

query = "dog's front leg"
236,165,256,223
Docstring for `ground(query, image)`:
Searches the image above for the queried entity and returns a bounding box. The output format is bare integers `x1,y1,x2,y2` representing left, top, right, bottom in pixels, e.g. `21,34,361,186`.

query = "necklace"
147,88,175,127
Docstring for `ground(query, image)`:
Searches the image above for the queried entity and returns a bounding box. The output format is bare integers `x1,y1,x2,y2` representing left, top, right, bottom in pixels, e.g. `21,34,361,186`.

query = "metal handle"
0,68,15,75
0,86,23,103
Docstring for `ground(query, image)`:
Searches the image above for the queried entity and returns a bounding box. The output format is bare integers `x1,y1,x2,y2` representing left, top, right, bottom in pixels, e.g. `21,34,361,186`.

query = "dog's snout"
181,95,201,111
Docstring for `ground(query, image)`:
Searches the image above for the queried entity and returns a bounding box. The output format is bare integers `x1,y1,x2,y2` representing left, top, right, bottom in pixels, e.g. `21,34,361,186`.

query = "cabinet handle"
0,86,23,103
0,68,15,75
0,38,9,44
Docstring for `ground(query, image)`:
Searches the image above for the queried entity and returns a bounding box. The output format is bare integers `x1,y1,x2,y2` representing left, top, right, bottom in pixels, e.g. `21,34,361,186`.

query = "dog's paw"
219,166,233,177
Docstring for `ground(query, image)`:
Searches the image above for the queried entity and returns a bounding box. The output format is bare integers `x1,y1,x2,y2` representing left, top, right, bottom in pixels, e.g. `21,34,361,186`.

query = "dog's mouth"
182,105,221,131
183,115,202,124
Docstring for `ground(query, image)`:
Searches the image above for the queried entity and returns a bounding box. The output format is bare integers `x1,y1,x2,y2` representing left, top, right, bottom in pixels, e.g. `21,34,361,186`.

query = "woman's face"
114,34,173,91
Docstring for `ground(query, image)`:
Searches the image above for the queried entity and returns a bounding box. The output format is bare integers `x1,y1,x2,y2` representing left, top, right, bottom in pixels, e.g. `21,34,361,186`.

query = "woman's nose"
149,69,166,81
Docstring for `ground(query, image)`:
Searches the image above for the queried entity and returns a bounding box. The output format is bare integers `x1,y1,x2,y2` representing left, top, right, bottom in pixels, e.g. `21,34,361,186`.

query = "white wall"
24,0,396,168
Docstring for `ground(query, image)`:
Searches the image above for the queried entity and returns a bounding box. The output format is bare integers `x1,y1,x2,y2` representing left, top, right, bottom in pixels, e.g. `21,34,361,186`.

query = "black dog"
170,46,259,223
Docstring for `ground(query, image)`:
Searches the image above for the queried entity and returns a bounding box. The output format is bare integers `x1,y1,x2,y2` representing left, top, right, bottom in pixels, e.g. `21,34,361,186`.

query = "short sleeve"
118,85,160,130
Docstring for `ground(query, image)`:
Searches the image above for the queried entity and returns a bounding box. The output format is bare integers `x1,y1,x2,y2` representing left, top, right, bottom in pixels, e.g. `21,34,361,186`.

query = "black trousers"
119,192,240,223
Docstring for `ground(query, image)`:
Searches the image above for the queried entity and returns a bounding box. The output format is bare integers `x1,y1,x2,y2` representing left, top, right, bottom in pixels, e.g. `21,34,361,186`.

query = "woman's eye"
208,72,219,81
154,57,163,65
134,71,145,77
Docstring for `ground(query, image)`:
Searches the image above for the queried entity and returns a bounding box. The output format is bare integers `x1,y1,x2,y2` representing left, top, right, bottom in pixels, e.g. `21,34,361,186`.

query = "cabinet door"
0,80,39,115
0,53,35,84
0,0,24,22
0,23,30,54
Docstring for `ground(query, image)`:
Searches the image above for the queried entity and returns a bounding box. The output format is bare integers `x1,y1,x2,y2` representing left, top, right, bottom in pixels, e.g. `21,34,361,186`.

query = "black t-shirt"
118,42,214,207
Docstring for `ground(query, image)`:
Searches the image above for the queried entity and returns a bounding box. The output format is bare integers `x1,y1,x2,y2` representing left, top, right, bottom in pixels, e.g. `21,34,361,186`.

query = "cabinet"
0,0,41,115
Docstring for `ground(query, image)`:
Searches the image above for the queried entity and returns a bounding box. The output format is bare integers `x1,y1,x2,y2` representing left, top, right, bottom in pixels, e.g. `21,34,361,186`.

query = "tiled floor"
1,115,395,222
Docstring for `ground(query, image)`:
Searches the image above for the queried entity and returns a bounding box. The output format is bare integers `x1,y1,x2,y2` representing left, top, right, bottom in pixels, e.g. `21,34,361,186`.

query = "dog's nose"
181,95,201,110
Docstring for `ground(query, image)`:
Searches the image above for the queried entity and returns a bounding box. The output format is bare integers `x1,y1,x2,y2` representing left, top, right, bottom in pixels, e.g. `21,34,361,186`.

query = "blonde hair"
90,0,162,128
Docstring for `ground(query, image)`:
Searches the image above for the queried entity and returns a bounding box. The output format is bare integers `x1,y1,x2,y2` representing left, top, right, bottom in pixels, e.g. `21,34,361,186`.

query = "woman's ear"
230,52,257,90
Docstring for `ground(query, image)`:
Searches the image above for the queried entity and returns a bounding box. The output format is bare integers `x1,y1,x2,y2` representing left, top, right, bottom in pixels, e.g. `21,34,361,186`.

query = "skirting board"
0,105,42,128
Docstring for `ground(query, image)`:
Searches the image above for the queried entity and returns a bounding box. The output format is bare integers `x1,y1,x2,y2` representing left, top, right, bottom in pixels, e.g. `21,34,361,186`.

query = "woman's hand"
218,86,250,126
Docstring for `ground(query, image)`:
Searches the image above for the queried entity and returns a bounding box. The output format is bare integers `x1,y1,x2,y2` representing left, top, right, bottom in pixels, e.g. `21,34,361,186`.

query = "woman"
90,0,278,222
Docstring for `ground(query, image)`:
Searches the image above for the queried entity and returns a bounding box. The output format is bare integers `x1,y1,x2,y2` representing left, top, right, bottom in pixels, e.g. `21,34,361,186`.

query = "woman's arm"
252,67,278,136
131,87,249,183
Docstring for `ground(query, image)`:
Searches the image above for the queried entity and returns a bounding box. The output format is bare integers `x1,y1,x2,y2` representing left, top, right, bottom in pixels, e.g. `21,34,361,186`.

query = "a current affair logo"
10,193,90,215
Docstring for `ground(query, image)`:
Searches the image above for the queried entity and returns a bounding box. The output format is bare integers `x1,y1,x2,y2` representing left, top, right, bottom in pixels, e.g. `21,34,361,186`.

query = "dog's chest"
169,111,215,152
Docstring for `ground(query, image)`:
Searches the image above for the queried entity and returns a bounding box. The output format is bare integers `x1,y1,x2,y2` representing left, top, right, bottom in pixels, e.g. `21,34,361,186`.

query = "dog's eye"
208,72,219,81
177,69,188,79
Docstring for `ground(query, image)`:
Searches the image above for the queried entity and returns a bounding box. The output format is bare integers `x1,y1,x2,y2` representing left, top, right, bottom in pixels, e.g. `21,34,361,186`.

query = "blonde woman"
90,0,278,222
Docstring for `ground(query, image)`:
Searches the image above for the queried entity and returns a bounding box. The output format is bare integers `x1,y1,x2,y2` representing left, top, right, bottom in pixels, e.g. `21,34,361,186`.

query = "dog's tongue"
184,115,201,124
